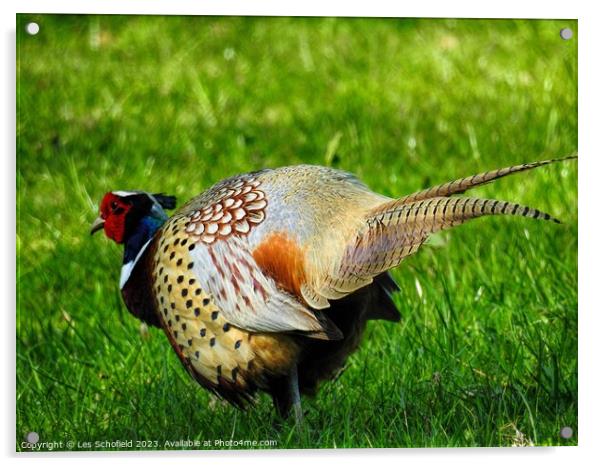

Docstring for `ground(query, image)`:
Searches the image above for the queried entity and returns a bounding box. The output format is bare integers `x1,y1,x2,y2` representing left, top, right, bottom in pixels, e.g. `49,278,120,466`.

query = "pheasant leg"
289,364,303,424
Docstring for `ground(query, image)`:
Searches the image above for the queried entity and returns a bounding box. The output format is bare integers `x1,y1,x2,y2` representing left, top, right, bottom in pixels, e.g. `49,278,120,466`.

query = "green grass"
16,15,577,450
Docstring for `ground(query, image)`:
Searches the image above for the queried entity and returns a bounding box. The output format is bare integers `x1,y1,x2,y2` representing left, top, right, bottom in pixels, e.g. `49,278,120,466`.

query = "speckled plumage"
95,157,575,416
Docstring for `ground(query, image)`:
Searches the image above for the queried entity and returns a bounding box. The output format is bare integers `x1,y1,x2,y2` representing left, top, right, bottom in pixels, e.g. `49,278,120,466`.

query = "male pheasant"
90,157,574,419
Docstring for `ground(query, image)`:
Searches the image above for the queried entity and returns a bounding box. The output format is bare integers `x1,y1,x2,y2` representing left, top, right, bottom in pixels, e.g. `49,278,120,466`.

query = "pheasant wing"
157,171,342,340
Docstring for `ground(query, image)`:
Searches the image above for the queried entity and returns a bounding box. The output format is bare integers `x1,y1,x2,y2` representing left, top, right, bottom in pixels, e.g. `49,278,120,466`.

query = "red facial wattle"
99,193,132,244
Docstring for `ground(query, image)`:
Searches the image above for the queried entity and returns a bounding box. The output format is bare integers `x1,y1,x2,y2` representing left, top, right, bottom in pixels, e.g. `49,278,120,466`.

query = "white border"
3,1,601,465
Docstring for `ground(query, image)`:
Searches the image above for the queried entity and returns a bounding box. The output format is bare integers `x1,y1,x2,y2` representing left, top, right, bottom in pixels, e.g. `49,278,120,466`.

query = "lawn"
16,15,577,450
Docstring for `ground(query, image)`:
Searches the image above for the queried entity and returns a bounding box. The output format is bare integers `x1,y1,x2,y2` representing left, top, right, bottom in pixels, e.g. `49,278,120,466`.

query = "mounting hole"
560,28,573,40
560,426,573,439
25,22,40,36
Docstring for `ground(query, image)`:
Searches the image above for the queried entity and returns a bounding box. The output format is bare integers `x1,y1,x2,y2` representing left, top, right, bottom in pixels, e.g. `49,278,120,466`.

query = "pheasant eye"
110,201,118,212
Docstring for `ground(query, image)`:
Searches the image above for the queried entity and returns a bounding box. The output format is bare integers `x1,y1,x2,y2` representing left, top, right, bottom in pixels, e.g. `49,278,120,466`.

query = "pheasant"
90,156,575,420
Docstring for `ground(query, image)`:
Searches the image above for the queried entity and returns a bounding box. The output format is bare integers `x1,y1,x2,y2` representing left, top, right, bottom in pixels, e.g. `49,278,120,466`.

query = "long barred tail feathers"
398,154,577,204
339,156,575,280
341,197,561,282
368,196,561,237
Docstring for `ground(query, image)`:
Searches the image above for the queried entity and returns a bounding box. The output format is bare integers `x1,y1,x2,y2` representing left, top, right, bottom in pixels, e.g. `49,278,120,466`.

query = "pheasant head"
91,191,177,287
90,191,177,242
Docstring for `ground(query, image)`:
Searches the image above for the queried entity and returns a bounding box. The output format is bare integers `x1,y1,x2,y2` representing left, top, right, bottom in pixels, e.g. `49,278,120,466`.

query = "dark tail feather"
366,273,401,322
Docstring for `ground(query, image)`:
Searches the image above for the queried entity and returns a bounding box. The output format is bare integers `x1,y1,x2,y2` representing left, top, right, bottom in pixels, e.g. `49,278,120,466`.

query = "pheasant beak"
90,217,105,235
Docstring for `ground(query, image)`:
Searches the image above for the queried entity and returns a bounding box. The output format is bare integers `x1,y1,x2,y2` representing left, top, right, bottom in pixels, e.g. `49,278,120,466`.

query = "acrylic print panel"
16,14,577,451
